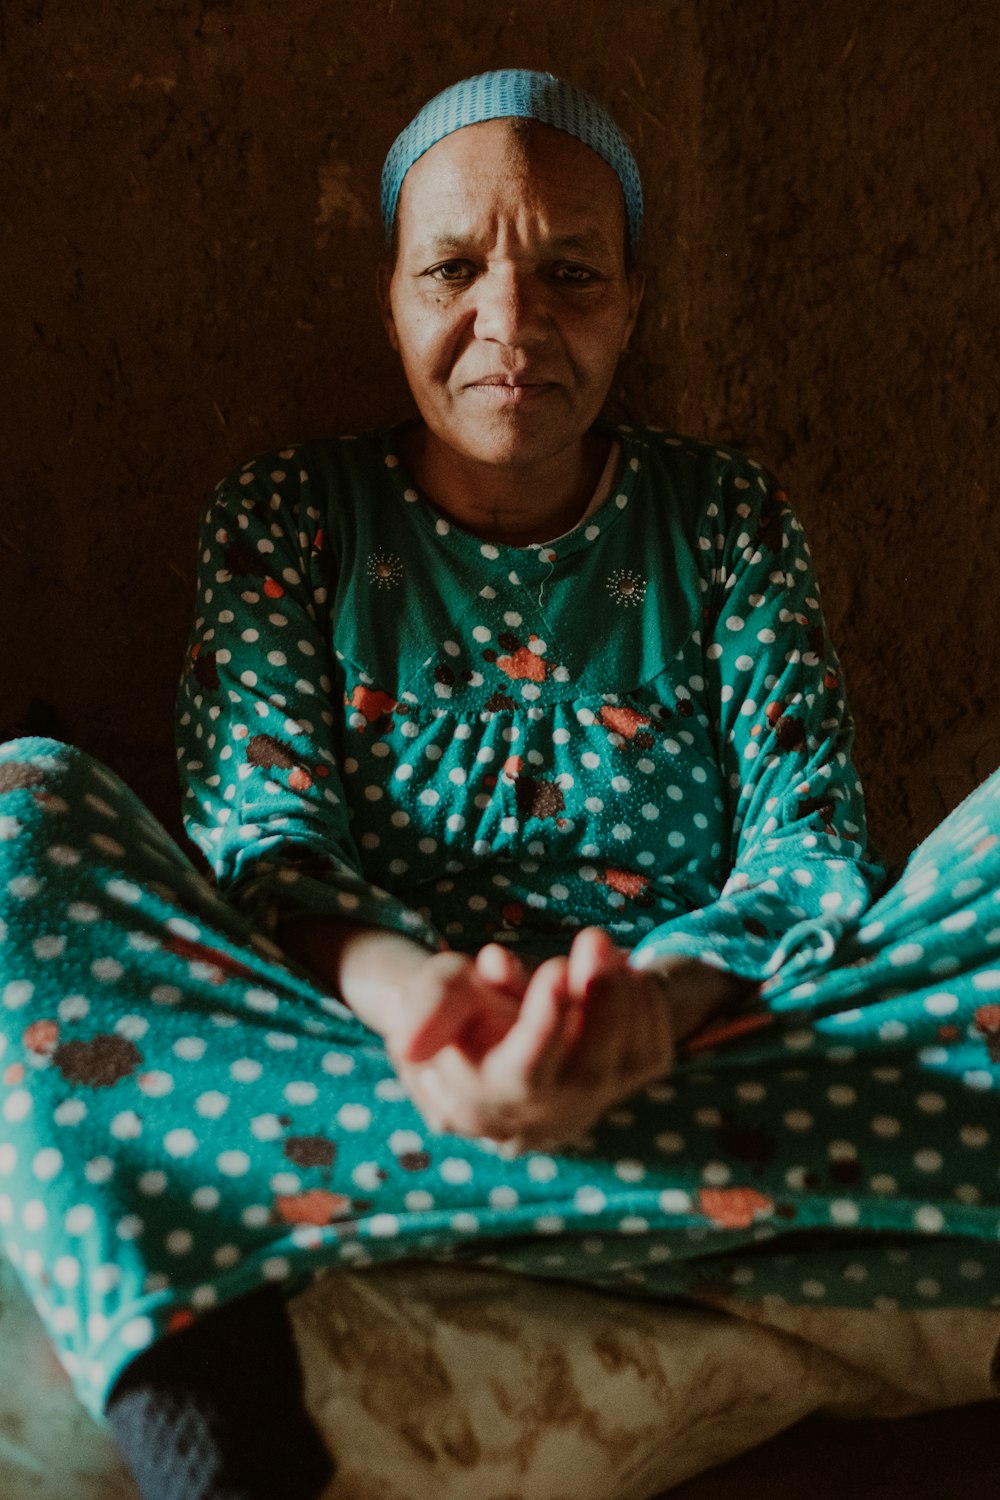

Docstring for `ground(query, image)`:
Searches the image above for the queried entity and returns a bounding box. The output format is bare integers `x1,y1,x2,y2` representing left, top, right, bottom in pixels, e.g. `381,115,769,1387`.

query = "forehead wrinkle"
397,119,626,261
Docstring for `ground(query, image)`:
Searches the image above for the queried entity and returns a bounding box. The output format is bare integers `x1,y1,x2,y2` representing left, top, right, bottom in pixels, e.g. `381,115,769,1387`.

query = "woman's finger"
566,926,625,999
475,942,531,997
485,956,575,1092
554,966,634,1089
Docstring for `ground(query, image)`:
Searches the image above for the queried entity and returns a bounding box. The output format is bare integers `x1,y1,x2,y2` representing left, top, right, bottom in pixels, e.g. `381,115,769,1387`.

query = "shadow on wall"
2,0,998,860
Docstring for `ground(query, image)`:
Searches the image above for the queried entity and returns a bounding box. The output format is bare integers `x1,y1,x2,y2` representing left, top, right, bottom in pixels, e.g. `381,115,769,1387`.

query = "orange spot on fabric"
598,705,652,738
974,1005,1000,1036
274,1190,353,1226
698,1187,774,1229
602,868,650,898
288,767,313,791
496,647,547,682
168,1308,195,1333
263,578,285,598
502,755,524,780
348,685,398,721
3,1062,25,1085
23,1020,60,1055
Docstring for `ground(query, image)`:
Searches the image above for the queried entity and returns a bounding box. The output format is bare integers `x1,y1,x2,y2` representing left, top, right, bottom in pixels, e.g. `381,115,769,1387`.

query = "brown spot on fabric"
675,698,694,718
514,777,565,821
797,794,837,834
497,632,521,652
246,733,301,771
274,1189,352,1225
434,664,455,686
398,1151,431,1172
484,690,516,712
189,644,220,691
224,539,267,577
635,731,655,750
23,1019,60,1055
774,715,806,751
591,1331,671,1402
0,763,46,794
53,1034,142,1087
398,1425,438,1463
743,916,768,938
757,500,785,550
774,1203,798,1220
284,1135,336,1168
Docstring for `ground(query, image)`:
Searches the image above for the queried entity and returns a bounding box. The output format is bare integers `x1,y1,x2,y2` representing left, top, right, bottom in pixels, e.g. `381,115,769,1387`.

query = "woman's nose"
472,267,548,347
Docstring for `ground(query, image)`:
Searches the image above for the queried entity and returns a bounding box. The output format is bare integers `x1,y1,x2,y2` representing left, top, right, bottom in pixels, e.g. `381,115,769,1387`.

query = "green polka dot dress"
1,423,998,1423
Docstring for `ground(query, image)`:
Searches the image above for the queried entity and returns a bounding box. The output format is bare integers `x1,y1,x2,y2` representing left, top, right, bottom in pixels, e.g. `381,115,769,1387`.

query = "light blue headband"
380,68,644,247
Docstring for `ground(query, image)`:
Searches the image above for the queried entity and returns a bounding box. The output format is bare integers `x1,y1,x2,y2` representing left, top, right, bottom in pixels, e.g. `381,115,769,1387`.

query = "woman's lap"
1,737,999,1421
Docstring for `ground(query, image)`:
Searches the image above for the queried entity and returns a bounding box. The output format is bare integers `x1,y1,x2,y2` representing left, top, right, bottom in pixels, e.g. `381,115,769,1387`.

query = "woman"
1,69,998,1500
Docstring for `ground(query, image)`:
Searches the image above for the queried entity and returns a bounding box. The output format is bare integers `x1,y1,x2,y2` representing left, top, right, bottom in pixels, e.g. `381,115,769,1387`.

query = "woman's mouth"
466,379,556,405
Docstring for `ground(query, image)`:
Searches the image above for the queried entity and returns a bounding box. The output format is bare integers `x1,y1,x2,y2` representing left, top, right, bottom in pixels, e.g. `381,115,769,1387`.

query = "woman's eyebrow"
414,230,614,258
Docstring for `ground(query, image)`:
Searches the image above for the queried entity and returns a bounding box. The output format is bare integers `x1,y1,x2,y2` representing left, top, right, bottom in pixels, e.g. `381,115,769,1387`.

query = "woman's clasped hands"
380,927,678,1154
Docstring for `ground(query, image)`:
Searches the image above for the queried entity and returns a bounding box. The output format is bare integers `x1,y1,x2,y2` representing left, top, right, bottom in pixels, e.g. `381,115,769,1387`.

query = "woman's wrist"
276,915,437,1036
639,954,755,1044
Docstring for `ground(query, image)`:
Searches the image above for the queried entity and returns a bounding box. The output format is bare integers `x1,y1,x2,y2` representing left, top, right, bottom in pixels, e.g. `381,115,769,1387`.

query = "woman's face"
381,119,644,474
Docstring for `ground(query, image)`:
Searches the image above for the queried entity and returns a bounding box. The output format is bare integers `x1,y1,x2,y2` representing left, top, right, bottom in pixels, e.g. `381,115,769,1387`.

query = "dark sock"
105,1283,334,1500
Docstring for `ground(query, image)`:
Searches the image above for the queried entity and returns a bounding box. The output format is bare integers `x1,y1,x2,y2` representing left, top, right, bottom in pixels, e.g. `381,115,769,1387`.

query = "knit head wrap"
380,69,643,247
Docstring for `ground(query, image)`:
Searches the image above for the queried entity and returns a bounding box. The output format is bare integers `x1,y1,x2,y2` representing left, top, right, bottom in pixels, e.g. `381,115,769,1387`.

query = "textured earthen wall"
2,0,997,862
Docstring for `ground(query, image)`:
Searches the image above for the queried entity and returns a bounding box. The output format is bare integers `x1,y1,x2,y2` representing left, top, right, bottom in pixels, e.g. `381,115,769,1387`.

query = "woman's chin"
433,410,588,471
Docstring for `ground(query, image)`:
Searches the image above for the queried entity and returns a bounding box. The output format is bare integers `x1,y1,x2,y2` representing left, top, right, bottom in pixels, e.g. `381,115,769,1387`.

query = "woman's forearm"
276,916,435,1036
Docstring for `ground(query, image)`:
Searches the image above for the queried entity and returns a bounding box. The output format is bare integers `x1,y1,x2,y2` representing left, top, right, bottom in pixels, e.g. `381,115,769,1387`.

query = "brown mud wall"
2,0,998,864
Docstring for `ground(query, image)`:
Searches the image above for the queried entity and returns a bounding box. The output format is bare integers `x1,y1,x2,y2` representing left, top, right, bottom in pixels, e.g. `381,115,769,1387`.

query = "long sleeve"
175,450,444,953
629,457,885,997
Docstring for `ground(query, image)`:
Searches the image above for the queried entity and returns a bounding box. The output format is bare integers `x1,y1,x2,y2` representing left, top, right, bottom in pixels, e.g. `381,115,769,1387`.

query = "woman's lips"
466,379,556,405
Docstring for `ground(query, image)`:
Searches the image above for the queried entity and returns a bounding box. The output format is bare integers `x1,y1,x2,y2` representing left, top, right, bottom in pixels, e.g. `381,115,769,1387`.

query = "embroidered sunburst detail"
367,550,403,589
606,568,647,607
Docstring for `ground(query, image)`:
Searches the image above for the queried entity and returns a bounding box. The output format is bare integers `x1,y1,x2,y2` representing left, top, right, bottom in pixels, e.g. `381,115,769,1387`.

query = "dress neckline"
379,422,644,576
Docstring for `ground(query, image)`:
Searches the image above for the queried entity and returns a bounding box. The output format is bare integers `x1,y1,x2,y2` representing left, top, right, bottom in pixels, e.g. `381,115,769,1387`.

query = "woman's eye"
428,261,473,283
552,264,599,284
